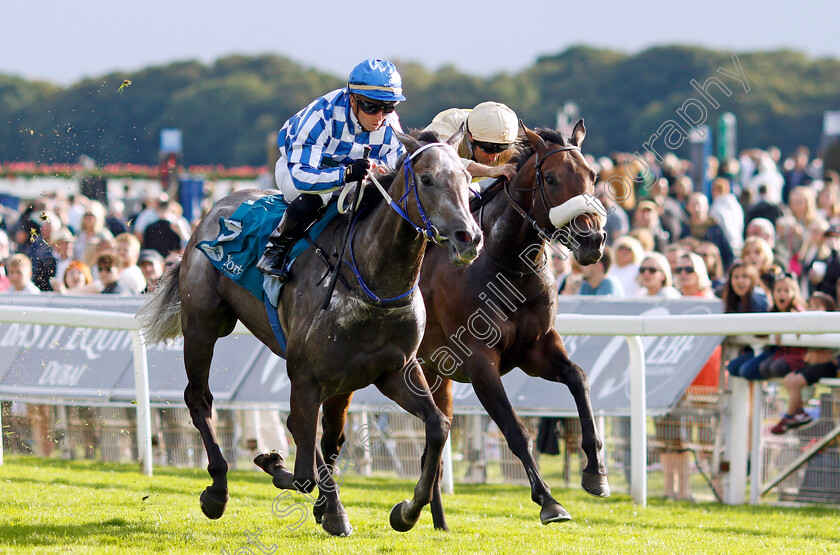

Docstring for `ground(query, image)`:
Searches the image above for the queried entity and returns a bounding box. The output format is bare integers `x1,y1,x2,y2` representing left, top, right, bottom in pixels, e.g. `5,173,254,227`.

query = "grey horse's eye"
420,174,432,186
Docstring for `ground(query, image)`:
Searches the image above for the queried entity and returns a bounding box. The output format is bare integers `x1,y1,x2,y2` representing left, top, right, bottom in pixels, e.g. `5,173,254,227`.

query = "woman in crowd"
817,183,840,224
695,241,725,295
722,260,770,314
636,252,680,298
721,261,770,376
675,252,714,298
741,236,778,293
659,252,720,501
608,235,644,297
51,260,94,294
788,186,819,246
797,218,829,295
72,201,114,261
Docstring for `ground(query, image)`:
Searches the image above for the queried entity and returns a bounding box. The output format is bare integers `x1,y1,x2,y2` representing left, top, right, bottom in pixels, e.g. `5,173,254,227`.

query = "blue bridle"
344,142,453,303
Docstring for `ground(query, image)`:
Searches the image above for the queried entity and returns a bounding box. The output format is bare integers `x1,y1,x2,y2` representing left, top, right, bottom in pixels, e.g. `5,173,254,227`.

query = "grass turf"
0,456,838,554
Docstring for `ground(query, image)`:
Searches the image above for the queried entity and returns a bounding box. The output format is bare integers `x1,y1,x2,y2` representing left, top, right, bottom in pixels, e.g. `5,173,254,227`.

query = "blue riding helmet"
347,59,406,102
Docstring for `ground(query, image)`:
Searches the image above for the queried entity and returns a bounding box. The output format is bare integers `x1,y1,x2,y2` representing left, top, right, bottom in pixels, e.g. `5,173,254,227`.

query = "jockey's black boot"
257,194,322,281
257,213,299,281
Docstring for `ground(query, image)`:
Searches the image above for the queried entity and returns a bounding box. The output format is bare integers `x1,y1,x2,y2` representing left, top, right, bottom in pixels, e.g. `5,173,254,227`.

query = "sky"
2,1,839,85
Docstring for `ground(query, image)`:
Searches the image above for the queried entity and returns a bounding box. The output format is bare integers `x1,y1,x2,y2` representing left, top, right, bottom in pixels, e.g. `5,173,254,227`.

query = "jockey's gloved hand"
344,158,372,183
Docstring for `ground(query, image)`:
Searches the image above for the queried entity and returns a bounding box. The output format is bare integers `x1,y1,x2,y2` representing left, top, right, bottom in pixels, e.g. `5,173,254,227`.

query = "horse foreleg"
467,357,571,523
313,394,353,527
183,328,229,519
313,447,353,536
376,360,449,533
526,331,610,497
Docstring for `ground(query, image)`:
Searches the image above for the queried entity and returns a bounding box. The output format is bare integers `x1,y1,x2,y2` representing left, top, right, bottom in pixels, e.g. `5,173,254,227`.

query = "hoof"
389,500,419,532
540,502,571,524
254,452,286,476
322,513,353,537
582,471,611,497
253,452,294,489
200,488,228,520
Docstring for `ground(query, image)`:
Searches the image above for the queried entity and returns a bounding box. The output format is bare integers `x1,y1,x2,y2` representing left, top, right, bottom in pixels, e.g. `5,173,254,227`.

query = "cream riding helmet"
466,102,518,149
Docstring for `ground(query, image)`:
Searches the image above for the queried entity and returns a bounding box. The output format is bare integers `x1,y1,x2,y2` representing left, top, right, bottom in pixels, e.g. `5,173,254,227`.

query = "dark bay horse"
318,121,610,529
138,130,482,537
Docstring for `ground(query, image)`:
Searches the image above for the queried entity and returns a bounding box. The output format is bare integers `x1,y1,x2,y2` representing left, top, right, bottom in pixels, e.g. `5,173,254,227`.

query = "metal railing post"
625,335,646,507
441,433,454,494
724,377,749,504
0,392,4,466
749,381,764,504
131,330,153,477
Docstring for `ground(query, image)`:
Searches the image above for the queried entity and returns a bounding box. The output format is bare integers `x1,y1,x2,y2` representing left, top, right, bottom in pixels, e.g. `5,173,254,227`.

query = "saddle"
197,194,340,308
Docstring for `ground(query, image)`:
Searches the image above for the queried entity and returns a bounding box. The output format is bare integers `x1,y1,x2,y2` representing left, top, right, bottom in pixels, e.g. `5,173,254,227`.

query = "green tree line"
1,45,838,168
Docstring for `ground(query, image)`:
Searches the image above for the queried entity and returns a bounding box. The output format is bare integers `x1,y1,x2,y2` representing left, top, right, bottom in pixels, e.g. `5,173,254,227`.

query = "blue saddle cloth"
196,194,340,356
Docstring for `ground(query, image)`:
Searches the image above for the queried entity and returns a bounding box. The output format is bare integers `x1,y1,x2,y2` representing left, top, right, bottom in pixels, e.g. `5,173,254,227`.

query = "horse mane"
509,127,570,170
355,131,441,217
354,151,407,216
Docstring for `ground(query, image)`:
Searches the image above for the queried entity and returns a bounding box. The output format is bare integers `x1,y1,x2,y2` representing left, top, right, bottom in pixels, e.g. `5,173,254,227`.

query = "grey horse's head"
396,128,483,266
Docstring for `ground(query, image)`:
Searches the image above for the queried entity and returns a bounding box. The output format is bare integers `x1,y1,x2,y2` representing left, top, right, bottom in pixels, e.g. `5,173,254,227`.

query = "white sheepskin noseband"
548,194,607,230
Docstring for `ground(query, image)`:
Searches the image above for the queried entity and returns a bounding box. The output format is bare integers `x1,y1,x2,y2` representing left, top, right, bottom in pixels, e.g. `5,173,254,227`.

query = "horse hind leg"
183,315,235,519
427,375,453,531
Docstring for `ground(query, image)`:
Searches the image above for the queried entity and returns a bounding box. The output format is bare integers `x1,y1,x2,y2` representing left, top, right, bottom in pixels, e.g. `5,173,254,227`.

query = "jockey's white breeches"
275,155,333,206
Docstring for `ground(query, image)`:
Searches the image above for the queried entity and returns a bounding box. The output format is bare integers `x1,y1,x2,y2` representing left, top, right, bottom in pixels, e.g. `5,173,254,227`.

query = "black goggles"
473,140,512,154
355,96,397,115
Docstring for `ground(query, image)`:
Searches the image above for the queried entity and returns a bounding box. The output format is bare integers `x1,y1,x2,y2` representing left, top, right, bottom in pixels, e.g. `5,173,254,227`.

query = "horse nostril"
454,230,473,245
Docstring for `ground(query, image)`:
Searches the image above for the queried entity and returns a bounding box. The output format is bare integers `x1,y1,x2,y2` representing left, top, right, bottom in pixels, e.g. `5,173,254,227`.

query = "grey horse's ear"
570,119,586,147
397,132,422,154
520,119,547,156
447,123,465,149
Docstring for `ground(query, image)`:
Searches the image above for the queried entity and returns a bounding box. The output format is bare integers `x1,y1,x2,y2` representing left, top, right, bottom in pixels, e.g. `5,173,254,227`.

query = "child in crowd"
759,273,808,380
4,254,41,294
770,292,839,434
50,260,93,294
728,272,805,379
741,236,779,293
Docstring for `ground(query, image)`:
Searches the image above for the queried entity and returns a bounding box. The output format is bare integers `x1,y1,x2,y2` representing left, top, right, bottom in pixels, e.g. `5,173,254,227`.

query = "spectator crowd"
551,145,840,443
3,141,840,443
0,189,187,296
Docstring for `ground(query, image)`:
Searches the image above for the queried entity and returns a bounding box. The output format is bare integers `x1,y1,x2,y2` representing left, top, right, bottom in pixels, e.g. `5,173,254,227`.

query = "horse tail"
137,262,183,344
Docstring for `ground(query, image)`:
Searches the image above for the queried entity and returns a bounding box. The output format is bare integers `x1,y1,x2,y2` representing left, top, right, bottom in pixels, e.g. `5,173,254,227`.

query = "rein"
339,142,452,304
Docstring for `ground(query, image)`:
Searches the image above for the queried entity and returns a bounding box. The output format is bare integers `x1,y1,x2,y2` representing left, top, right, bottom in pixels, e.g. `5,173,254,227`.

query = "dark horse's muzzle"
562,213,606,265
549,194,607,266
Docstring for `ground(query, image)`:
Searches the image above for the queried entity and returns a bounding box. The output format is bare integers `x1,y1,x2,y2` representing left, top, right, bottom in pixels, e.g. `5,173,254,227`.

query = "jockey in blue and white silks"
275,88,405,203
258,59,407,280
